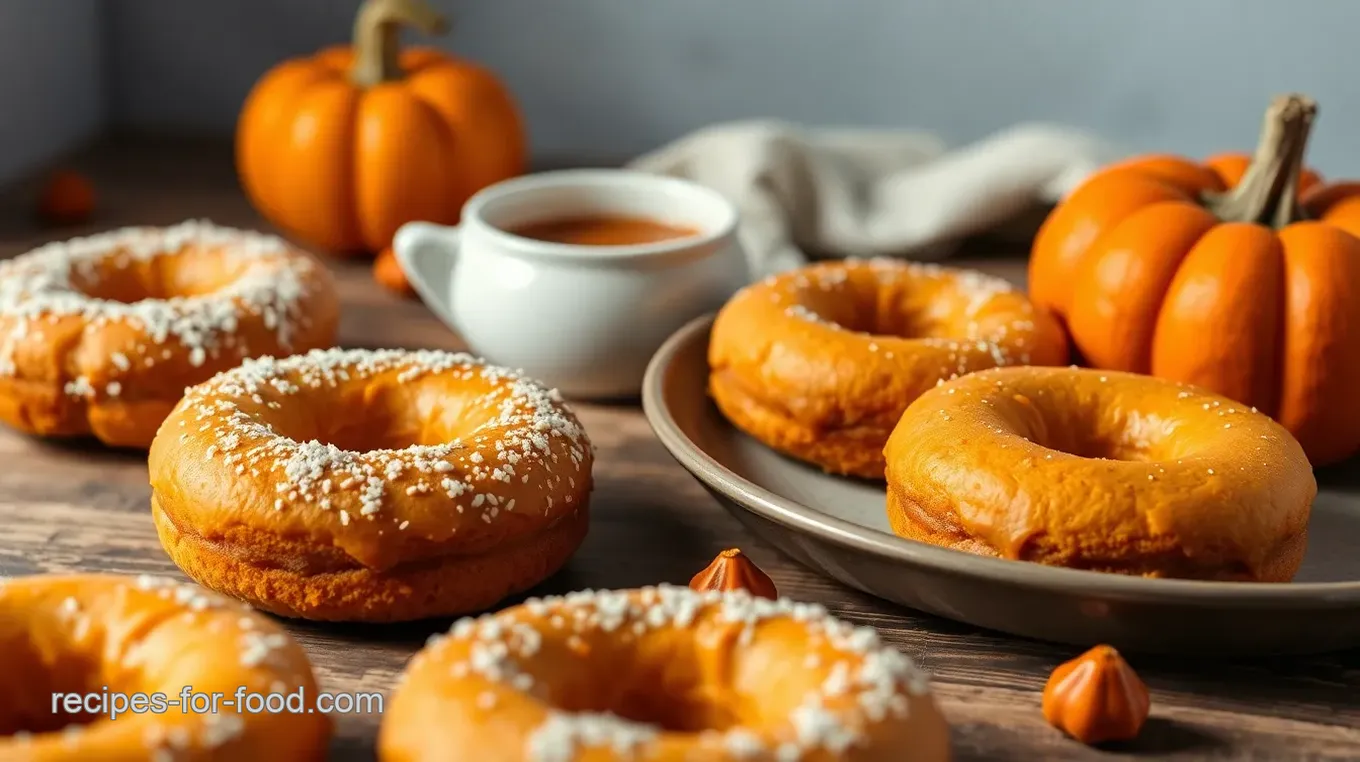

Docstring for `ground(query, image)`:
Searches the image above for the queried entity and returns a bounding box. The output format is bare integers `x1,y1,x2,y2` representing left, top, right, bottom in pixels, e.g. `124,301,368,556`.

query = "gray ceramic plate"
642,314,1360,656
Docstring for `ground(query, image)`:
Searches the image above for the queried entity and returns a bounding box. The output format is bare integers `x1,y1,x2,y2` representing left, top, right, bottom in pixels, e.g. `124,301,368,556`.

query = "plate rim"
641,312,1360,608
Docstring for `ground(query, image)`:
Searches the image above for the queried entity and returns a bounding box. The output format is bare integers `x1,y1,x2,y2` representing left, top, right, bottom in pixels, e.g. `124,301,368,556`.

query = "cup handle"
393,221,460,328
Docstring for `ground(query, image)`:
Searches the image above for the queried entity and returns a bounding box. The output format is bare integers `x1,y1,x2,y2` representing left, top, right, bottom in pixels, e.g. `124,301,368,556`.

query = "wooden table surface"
1,138,1357,761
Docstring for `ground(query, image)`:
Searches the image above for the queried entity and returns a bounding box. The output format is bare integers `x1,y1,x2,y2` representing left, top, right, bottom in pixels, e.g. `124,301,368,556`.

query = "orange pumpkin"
236,0,526,255
372,246,415,296
1030,94,1360,465
37,169,96,225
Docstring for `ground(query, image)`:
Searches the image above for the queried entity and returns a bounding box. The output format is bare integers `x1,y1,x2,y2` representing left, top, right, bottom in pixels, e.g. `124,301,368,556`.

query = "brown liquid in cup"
507,215,699,246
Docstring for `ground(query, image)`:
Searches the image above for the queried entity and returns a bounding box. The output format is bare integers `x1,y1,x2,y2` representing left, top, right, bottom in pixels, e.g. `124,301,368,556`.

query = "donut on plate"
709,258,1067,479
0,573,327,760
884,366,1316,581
0,220,339,448
148,347,593,622
379,585,950,762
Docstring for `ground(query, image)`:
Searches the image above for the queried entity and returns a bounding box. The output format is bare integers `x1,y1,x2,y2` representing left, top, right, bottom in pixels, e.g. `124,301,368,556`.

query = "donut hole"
795,277,1009,341
602,685,733,733
535,624,821,735
546,651,740,733
998,389,1177,462
0,622,105,734
558,677,746,734
1041,429,1158,462
70,248,249,304
272,381,480,453
303,413,442,453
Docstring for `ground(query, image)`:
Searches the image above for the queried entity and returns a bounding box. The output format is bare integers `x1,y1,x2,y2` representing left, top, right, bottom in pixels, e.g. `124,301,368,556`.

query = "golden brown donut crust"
709,258,1068,479
0,221,339,448
0,573,328,761
884,367,1316,581
147,348,594,623
380,586,951,762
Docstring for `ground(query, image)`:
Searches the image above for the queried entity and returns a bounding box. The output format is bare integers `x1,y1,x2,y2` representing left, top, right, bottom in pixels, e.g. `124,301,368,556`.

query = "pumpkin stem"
350,0,449,88
1203,94,1317,227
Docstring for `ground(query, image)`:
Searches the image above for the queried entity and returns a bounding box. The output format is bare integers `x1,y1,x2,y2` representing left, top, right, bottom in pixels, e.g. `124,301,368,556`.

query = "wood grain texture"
0,137,1357,761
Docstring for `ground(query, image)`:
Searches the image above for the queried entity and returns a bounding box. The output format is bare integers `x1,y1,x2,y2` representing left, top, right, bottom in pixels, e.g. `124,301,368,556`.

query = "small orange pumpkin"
1042,645,1150,745
372,246,414,296
1030,94,1360,465
689,548,779,600
37,169,96,226
236,0,526,256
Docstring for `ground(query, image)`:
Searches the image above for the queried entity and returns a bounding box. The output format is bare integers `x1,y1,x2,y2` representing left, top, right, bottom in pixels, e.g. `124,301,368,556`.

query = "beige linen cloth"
627,120,1126,277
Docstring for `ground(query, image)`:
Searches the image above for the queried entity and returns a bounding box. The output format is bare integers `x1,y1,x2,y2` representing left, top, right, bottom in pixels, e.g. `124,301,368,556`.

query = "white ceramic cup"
393,169,751,398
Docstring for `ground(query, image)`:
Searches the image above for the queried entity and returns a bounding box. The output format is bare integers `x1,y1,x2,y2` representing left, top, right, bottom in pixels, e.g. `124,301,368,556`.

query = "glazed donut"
0,573,327,760
0,220,339,448
147,347,593,622
709,258,1067,479
379,585,950,762
884,366,1316,581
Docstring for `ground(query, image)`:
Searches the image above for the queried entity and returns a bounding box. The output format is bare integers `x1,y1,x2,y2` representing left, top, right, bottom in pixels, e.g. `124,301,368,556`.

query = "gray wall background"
3,0,1359,183
0,0,105,183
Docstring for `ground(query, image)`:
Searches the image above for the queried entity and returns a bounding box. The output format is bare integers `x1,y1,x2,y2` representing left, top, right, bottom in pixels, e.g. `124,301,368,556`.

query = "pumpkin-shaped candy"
1042,645,1150,745
1030,94,1360,465
689,548,779,600
236,0,526,256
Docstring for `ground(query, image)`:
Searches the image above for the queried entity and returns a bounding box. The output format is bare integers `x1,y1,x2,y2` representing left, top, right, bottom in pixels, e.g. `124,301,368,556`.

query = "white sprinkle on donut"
176,348,590,527
0,220,320,388
528,713,658,762
420,585,930,762
132,574,234,613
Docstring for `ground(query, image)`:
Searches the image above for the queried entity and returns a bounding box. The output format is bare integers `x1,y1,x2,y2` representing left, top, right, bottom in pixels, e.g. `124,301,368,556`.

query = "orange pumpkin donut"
885,367,1316,581
709,258,1067,479
379,586,950,762
148,347,593,622
0,220,339,448
0,573,327,760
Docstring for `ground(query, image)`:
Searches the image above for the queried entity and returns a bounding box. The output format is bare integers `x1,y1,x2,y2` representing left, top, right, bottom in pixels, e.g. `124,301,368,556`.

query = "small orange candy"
37,169,96,225
373,246,414,297
689,548,778,599
1042,644,1151,745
